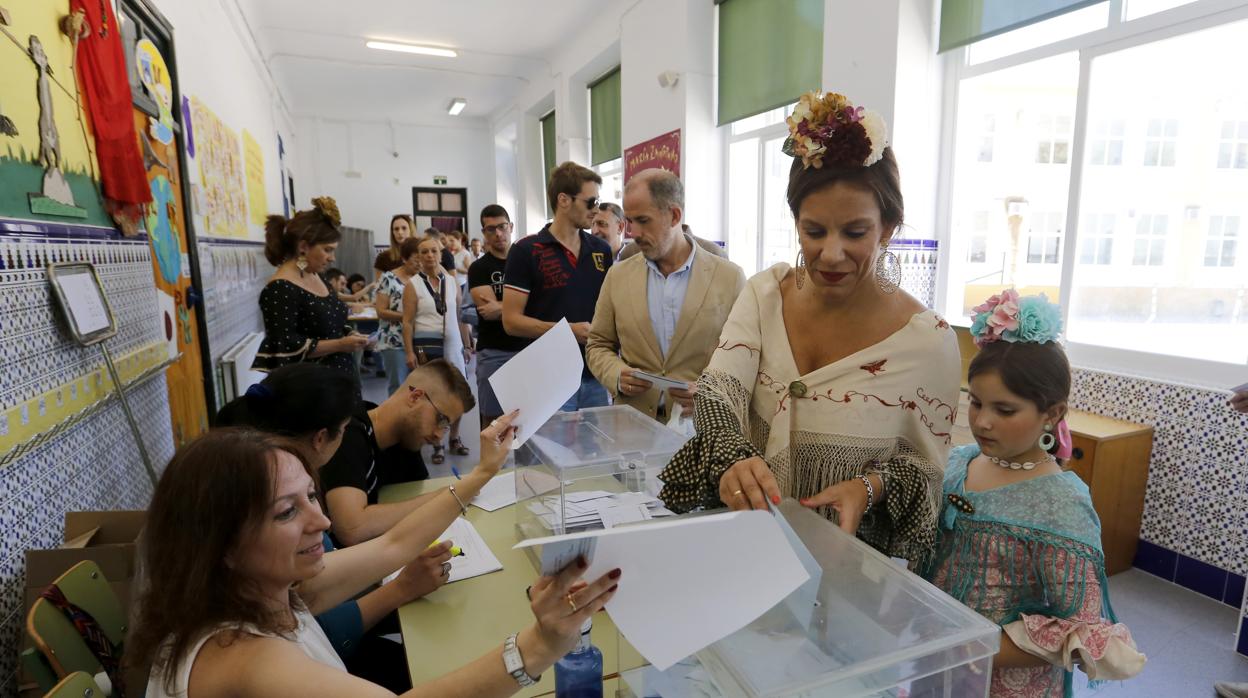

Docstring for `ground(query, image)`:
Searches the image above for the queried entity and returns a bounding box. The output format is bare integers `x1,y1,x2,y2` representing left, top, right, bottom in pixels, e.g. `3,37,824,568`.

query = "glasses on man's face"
483,222,512,235
411,388,452,430
568,195,599,211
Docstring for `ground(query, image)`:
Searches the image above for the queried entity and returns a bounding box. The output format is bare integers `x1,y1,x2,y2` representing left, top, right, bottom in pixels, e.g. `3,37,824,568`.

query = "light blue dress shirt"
645,238,696,359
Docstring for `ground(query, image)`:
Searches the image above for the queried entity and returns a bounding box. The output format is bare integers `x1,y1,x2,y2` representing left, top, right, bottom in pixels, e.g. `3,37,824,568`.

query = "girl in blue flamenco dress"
921,291,1145,698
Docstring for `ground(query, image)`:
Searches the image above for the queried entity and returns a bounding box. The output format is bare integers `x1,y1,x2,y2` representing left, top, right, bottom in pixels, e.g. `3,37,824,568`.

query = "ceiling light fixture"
447,98,467,116
366,40,457,58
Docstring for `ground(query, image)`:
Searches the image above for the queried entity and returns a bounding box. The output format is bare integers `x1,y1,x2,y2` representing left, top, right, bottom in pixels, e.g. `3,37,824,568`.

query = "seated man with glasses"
320,359,477,546
502,161,614,411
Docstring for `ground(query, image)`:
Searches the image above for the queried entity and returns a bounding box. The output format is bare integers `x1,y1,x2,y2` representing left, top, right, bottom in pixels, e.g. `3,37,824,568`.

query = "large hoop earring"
1038,424,1056,451
794,250,806,290
875,244,900,294
296,254,308,276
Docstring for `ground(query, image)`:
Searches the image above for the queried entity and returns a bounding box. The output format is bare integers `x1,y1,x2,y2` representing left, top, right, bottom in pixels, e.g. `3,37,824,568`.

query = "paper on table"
488,319,583,449
631,369,691,392
514,510,809,670
383,517,502,585
471,471,517,512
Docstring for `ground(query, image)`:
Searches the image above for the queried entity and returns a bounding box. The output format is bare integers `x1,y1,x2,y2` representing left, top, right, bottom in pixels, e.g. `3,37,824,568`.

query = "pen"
450,465,462,480
429,539,465,557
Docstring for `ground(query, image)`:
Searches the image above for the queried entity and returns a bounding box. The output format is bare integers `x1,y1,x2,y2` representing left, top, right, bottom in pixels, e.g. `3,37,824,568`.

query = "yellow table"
380,477,645,696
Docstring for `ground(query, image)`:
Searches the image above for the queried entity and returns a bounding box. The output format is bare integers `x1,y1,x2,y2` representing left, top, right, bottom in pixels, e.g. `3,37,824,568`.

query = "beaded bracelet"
448,485,468,515
858,475,875,516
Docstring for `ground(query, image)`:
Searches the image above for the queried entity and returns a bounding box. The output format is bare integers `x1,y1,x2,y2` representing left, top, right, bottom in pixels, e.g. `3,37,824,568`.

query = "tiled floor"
362,364,1248,696
1076,569,1247,696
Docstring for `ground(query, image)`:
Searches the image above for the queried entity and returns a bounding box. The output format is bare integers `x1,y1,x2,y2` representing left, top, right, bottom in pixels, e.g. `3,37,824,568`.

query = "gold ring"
566,593,578,613
733,489,744,498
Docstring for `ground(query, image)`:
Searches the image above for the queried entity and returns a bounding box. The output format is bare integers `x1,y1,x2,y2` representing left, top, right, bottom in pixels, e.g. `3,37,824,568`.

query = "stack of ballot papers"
470,471,517,512
525,490,675,531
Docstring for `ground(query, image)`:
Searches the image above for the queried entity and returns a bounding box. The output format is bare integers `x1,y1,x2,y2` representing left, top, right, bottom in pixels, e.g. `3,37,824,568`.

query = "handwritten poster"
190,97,246,238
242,130,267,226
624,128,681,183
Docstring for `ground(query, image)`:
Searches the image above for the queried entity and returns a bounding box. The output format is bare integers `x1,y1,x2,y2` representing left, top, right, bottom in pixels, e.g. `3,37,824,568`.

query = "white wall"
295,117,496,244
149,0,297,240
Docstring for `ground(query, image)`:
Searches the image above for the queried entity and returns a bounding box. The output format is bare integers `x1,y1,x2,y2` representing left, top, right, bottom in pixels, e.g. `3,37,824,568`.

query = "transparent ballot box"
618,500,1000,698
514,405,690,542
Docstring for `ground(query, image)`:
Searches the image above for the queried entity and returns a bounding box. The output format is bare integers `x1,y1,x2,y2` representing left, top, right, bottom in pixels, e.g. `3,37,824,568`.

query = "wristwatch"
503,633,540,687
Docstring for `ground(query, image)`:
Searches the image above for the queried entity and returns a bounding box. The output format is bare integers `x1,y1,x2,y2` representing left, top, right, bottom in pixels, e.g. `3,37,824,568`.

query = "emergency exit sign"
433,175,448,185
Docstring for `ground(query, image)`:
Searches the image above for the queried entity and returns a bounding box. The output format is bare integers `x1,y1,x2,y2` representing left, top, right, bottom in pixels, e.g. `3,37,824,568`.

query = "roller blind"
540,111,557,180
939,0,1104,53
717,0,823,126
589,68,621,166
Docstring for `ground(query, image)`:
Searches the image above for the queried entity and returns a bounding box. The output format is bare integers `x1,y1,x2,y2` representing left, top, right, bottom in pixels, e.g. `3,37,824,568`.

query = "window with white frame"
967,211,990,263
1204,215,1238,267
978,115,996,163
1217,120,1248,169
1143,118,1178,167
942,2,1248,368
594,158,623,205
726,104,795,276
1035,114,1072,165
1131,213,1168,266
1088,119,1125,166
1079,213,1116,265
1026,211,1064,264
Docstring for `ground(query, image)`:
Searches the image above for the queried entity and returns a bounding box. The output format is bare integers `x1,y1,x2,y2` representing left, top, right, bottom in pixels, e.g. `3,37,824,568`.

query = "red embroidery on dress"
717,340,759,356
934,314,950,330
860,359,887,376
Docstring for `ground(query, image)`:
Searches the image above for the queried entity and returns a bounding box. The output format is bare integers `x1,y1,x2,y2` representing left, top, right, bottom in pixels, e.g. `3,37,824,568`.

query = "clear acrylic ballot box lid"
619,500,1000,698
514,405,690,542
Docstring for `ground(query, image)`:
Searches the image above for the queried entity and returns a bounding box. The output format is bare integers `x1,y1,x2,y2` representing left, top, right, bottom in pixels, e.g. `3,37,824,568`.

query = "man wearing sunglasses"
319,359,480,547
503,161,614,411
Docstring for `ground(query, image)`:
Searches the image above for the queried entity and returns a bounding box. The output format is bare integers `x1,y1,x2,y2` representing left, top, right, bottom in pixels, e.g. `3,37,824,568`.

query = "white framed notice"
47,262,118,346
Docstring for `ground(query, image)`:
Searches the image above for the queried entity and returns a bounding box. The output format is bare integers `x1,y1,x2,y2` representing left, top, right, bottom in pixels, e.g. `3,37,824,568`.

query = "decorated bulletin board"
242,129,267,227
189,96,246,238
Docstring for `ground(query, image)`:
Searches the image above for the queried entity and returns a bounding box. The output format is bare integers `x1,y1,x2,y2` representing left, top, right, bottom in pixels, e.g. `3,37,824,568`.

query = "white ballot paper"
489,318,583,449
631,369,691,392
471,471,517,512
384,517,502,585
514,510,809,670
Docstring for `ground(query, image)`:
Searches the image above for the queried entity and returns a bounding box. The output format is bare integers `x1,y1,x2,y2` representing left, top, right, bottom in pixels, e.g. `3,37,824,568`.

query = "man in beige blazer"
587,169,746,420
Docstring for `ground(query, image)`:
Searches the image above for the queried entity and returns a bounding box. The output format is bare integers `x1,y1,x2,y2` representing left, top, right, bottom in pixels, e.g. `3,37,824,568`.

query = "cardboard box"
23,510,145,617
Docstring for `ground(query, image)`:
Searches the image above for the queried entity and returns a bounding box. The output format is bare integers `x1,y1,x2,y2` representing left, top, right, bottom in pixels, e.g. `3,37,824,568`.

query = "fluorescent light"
447,98,467,116
366,40,457,58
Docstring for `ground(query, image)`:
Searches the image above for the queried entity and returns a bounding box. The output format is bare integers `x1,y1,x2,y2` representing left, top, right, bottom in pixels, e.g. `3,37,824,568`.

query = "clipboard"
46,262,118,346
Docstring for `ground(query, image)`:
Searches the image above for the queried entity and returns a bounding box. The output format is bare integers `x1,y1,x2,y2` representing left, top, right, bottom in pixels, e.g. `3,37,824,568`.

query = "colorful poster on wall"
135,39,174,145
189,97,246,238
242,130,267,226
624,128,681,183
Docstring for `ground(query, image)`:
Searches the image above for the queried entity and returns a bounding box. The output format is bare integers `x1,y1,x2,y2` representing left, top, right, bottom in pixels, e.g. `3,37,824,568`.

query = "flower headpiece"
970,289,1063,348
782,91,889,170
311,196,342,228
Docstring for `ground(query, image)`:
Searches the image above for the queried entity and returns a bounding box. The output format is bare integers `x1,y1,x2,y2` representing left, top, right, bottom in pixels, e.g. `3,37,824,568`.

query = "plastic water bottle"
554,619,602,698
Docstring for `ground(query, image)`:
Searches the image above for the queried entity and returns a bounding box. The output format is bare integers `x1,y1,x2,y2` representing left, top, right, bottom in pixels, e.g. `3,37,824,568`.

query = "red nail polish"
608,584,618,593
771,494,781,505
608,568,621,580
577,556,588,570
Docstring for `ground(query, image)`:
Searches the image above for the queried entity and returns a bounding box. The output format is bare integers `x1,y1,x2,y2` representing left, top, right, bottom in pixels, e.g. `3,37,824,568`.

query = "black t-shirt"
441,249,456,274
503,226,612,378
468,253,527,352
319,402,429,505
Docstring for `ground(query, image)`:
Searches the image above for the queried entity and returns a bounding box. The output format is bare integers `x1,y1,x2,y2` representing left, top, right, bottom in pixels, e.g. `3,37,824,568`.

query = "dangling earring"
794,250,806,290
875,243,901,294
296,254,308,276
1038,424,1056,451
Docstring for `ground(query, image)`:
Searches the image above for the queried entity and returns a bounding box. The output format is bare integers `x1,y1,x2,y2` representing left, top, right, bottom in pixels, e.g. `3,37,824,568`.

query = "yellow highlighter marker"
429,540,465,557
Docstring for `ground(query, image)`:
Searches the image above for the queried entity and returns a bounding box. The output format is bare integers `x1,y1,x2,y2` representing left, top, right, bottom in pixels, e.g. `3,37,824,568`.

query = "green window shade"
589,68,622,166
717,0,823,126
939,0,1103,52
540,111,557,180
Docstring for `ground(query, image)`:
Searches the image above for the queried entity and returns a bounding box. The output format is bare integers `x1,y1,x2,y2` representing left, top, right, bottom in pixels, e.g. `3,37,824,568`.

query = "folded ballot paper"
514,508,809,671
525,490,675,531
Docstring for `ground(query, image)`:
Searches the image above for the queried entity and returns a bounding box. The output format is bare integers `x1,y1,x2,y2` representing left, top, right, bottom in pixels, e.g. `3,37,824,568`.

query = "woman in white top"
134,422,621,698
402,236,472,464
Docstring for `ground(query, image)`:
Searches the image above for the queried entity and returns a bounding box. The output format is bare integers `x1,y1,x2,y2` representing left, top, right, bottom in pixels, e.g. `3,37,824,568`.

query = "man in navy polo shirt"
502,161,613,410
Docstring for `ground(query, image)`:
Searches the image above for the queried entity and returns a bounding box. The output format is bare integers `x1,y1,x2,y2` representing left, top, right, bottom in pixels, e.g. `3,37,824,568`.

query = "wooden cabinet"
952,395,1153,575
1064,413,1154,575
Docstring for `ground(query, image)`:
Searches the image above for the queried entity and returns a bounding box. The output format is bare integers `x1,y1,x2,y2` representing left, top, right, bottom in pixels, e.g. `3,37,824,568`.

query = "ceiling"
235,0,616,124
